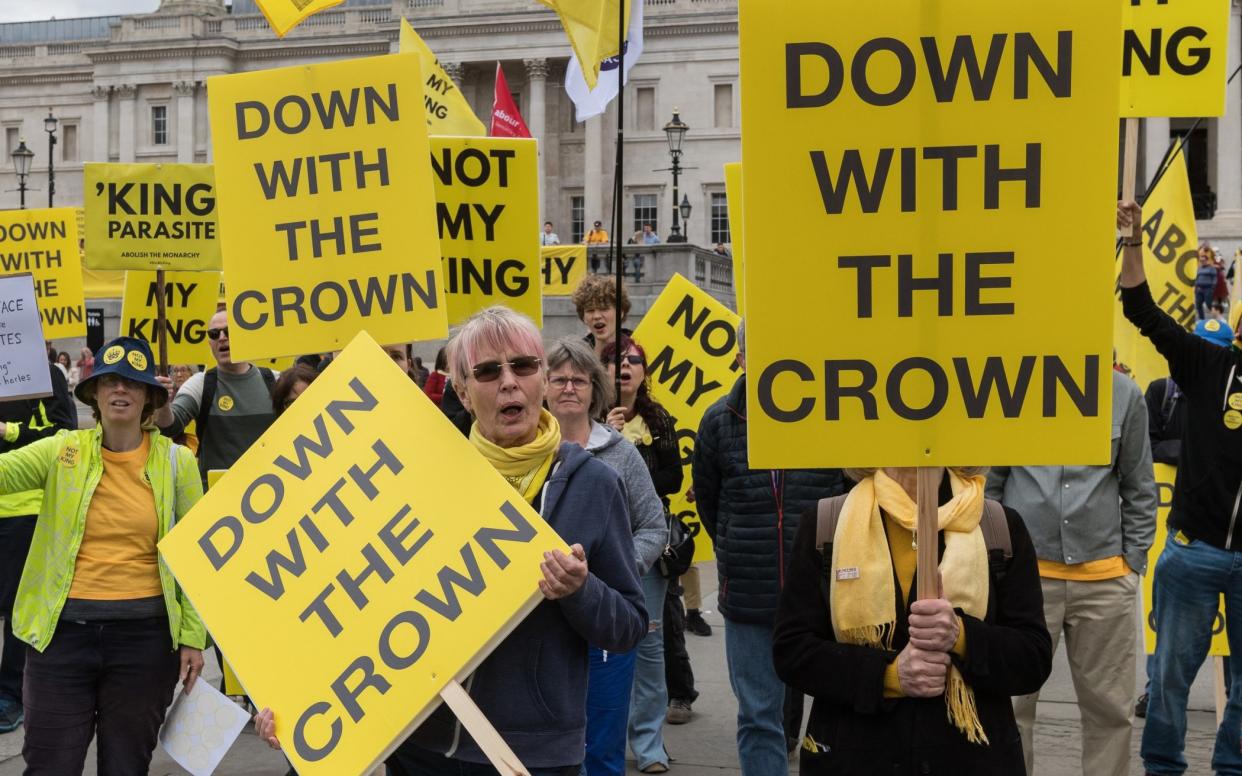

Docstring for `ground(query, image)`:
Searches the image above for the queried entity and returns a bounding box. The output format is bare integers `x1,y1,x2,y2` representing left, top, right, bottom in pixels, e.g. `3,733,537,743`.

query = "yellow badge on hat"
1207,320,1223,332
217,395,234,412
102,346,124,365
1225,409,1242,431
127,350,147,371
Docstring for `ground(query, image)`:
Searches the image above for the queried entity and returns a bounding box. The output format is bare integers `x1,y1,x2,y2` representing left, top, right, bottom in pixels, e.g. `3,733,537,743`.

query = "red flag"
491,63,532,138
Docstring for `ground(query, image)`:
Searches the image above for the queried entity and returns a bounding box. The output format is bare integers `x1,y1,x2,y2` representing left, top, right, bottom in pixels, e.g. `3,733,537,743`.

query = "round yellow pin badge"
217,395,234,412
102,346,124,365
1226,410,1242,431
1230,393,1242,411
126,350,148,371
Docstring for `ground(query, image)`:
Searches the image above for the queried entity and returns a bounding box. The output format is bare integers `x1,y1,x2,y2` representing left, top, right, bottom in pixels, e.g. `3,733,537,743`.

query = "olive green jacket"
0,428,206,652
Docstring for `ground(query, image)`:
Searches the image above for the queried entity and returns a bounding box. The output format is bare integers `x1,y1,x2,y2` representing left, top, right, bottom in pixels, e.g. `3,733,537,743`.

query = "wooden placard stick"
1122,117,1140,203
915,466,941,600
439,679,530,776
154,268,169,376
1214,655,1227,728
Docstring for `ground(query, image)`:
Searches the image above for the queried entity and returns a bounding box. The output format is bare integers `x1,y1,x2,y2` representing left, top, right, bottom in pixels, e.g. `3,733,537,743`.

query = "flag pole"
612,0,626,405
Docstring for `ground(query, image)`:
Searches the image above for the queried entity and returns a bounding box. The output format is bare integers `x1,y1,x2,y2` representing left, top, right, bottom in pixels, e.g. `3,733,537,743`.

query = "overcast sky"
0,1,161,22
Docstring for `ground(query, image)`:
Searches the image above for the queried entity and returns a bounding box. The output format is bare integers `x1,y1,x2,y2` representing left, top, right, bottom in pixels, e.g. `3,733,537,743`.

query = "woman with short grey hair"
545,336,669,776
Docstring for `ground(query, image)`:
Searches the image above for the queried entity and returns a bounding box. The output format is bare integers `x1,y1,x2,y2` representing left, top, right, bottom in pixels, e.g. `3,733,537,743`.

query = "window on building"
571,196,585,243
636,87,655,131
710,192,730,244
61,124,77,163
4,128,18,163
714,83,734,128
633,193,658,234
151,105,168,145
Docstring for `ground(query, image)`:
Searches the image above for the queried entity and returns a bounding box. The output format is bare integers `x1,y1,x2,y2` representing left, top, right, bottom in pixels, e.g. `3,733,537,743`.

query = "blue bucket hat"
1195,318,1235,349
74,336,167,408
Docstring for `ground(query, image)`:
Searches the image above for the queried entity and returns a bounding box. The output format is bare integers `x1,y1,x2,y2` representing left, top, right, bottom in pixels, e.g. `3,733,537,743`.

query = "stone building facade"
0,0,741,249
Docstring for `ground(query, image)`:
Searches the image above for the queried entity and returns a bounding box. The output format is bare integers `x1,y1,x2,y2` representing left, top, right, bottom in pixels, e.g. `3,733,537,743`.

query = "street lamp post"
10,140,33,209
662,109,689,243
44,110,57,208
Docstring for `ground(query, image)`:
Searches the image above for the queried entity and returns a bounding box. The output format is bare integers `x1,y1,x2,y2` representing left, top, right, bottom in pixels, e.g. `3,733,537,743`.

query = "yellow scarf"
470,409,562,504
830,470,990,745
620,414,653,446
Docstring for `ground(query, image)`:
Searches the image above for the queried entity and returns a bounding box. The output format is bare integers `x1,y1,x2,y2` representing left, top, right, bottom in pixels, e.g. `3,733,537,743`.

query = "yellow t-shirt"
1037,556,1131,581
68,435,162,600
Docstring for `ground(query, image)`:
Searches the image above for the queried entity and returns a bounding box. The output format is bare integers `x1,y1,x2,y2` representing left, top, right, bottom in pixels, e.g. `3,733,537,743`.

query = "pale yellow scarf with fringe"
470,409,562,503
830,469,990,745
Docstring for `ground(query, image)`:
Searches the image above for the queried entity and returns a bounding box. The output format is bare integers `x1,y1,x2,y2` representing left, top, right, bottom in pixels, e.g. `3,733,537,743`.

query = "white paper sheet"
159,680,252,776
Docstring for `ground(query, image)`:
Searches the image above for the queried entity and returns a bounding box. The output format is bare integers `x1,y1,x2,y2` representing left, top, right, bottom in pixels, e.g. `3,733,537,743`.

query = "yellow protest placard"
633,274,742,563
158,333,568,776
0,208,85,339
1121,0,1229,118
256,0,344,37
723,162,745,316
399,19,486,137
208,54,447,362
740,1,1119,468
84,163,220,271
542,245,588,296
433,137,542,326
1115,149,1198,388
1144,464,1229,656
120,270,222,364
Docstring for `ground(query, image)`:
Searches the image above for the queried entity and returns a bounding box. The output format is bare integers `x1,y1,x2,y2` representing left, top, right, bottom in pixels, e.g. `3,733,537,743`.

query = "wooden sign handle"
915,467,940,600
1122,117,1140,203
439,680,530,776
154,268,169,376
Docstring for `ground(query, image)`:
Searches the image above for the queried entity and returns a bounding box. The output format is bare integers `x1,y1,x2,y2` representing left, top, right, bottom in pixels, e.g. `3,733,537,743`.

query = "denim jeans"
629,569,668,769
584,646,637,776
724,619,787,776
1141,535,1242,776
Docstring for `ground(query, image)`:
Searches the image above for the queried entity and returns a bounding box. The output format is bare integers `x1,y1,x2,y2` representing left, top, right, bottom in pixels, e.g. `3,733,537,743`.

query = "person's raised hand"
1118,200,1142,240
896,643,950,698
156,374,176,403
605,407,626,431
540,544,588,599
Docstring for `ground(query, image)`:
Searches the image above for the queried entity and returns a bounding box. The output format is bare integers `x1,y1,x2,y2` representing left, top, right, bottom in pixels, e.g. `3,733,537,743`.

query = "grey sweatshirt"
586,421,668,574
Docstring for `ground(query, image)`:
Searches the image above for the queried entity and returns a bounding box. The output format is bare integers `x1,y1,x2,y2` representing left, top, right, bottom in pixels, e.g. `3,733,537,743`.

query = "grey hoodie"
586,421,668,574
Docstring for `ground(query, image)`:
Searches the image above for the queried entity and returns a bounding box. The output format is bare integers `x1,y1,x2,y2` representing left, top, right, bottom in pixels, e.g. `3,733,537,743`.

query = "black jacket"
0,365,76,454
692,375,846,624
1123,282,1242,549
633,402,682,509
1144,377,1186,466
773,477,1052,776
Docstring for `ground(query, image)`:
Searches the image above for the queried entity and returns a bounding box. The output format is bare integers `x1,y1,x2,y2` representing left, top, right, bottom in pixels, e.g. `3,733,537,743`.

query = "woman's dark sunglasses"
207,327,229,341
471,356,542,382
617,354,643,366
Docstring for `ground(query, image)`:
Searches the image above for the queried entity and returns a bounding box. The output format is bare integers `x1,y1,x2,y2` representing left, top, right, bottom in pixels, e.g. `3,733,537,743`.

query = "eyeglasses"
207,327,229,341
614,354,643,366
550,375,590,392
471,356,542,382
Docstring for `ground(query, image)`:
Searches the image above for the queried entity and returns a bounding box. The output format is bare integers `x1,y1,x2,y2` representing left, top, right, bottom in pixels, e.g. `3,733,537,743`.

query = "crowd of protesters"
0,196,1236,776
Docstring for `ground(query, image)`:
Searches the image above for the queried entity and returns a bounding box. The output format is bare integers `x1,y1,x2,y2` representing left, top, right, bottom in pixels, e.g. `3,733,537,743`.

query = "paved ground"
0,562,1221,775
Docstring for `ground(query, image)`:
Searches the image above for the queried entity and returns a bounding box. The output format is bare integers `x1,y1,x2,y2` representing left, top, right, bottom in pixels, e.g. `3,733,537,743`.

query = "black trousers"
0,516,36,706
663,578,698,704
22,617,179,776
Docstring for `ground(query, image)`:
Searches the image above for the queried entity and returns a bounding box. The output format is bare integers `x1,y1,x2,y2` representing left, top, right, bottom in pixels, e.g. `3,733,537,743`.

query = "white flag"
564,0,644,122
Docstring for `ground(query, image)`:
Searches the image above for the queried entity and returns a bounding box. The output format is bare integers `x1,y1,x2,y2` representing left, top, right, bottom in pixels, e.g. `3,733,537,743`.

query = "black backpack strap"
196,368,218,441
980,499,1012,560
259,367,275,391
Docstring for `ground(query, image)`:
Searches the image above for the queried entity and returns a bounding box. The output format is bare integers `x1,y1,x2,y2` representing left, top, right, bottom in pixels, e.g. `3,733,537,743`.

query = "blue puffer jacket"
693,376,847,625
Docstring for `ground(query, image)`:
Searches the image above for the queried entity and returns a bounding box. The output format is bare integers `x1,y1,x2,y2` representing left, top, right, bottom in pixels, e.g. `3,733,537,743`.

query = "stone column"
116,84,137,163
91,85,110,162
524,58,548,218
1143,117,1170,188
1215,9,1242,218
174,80,196,163
585,115,602,236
